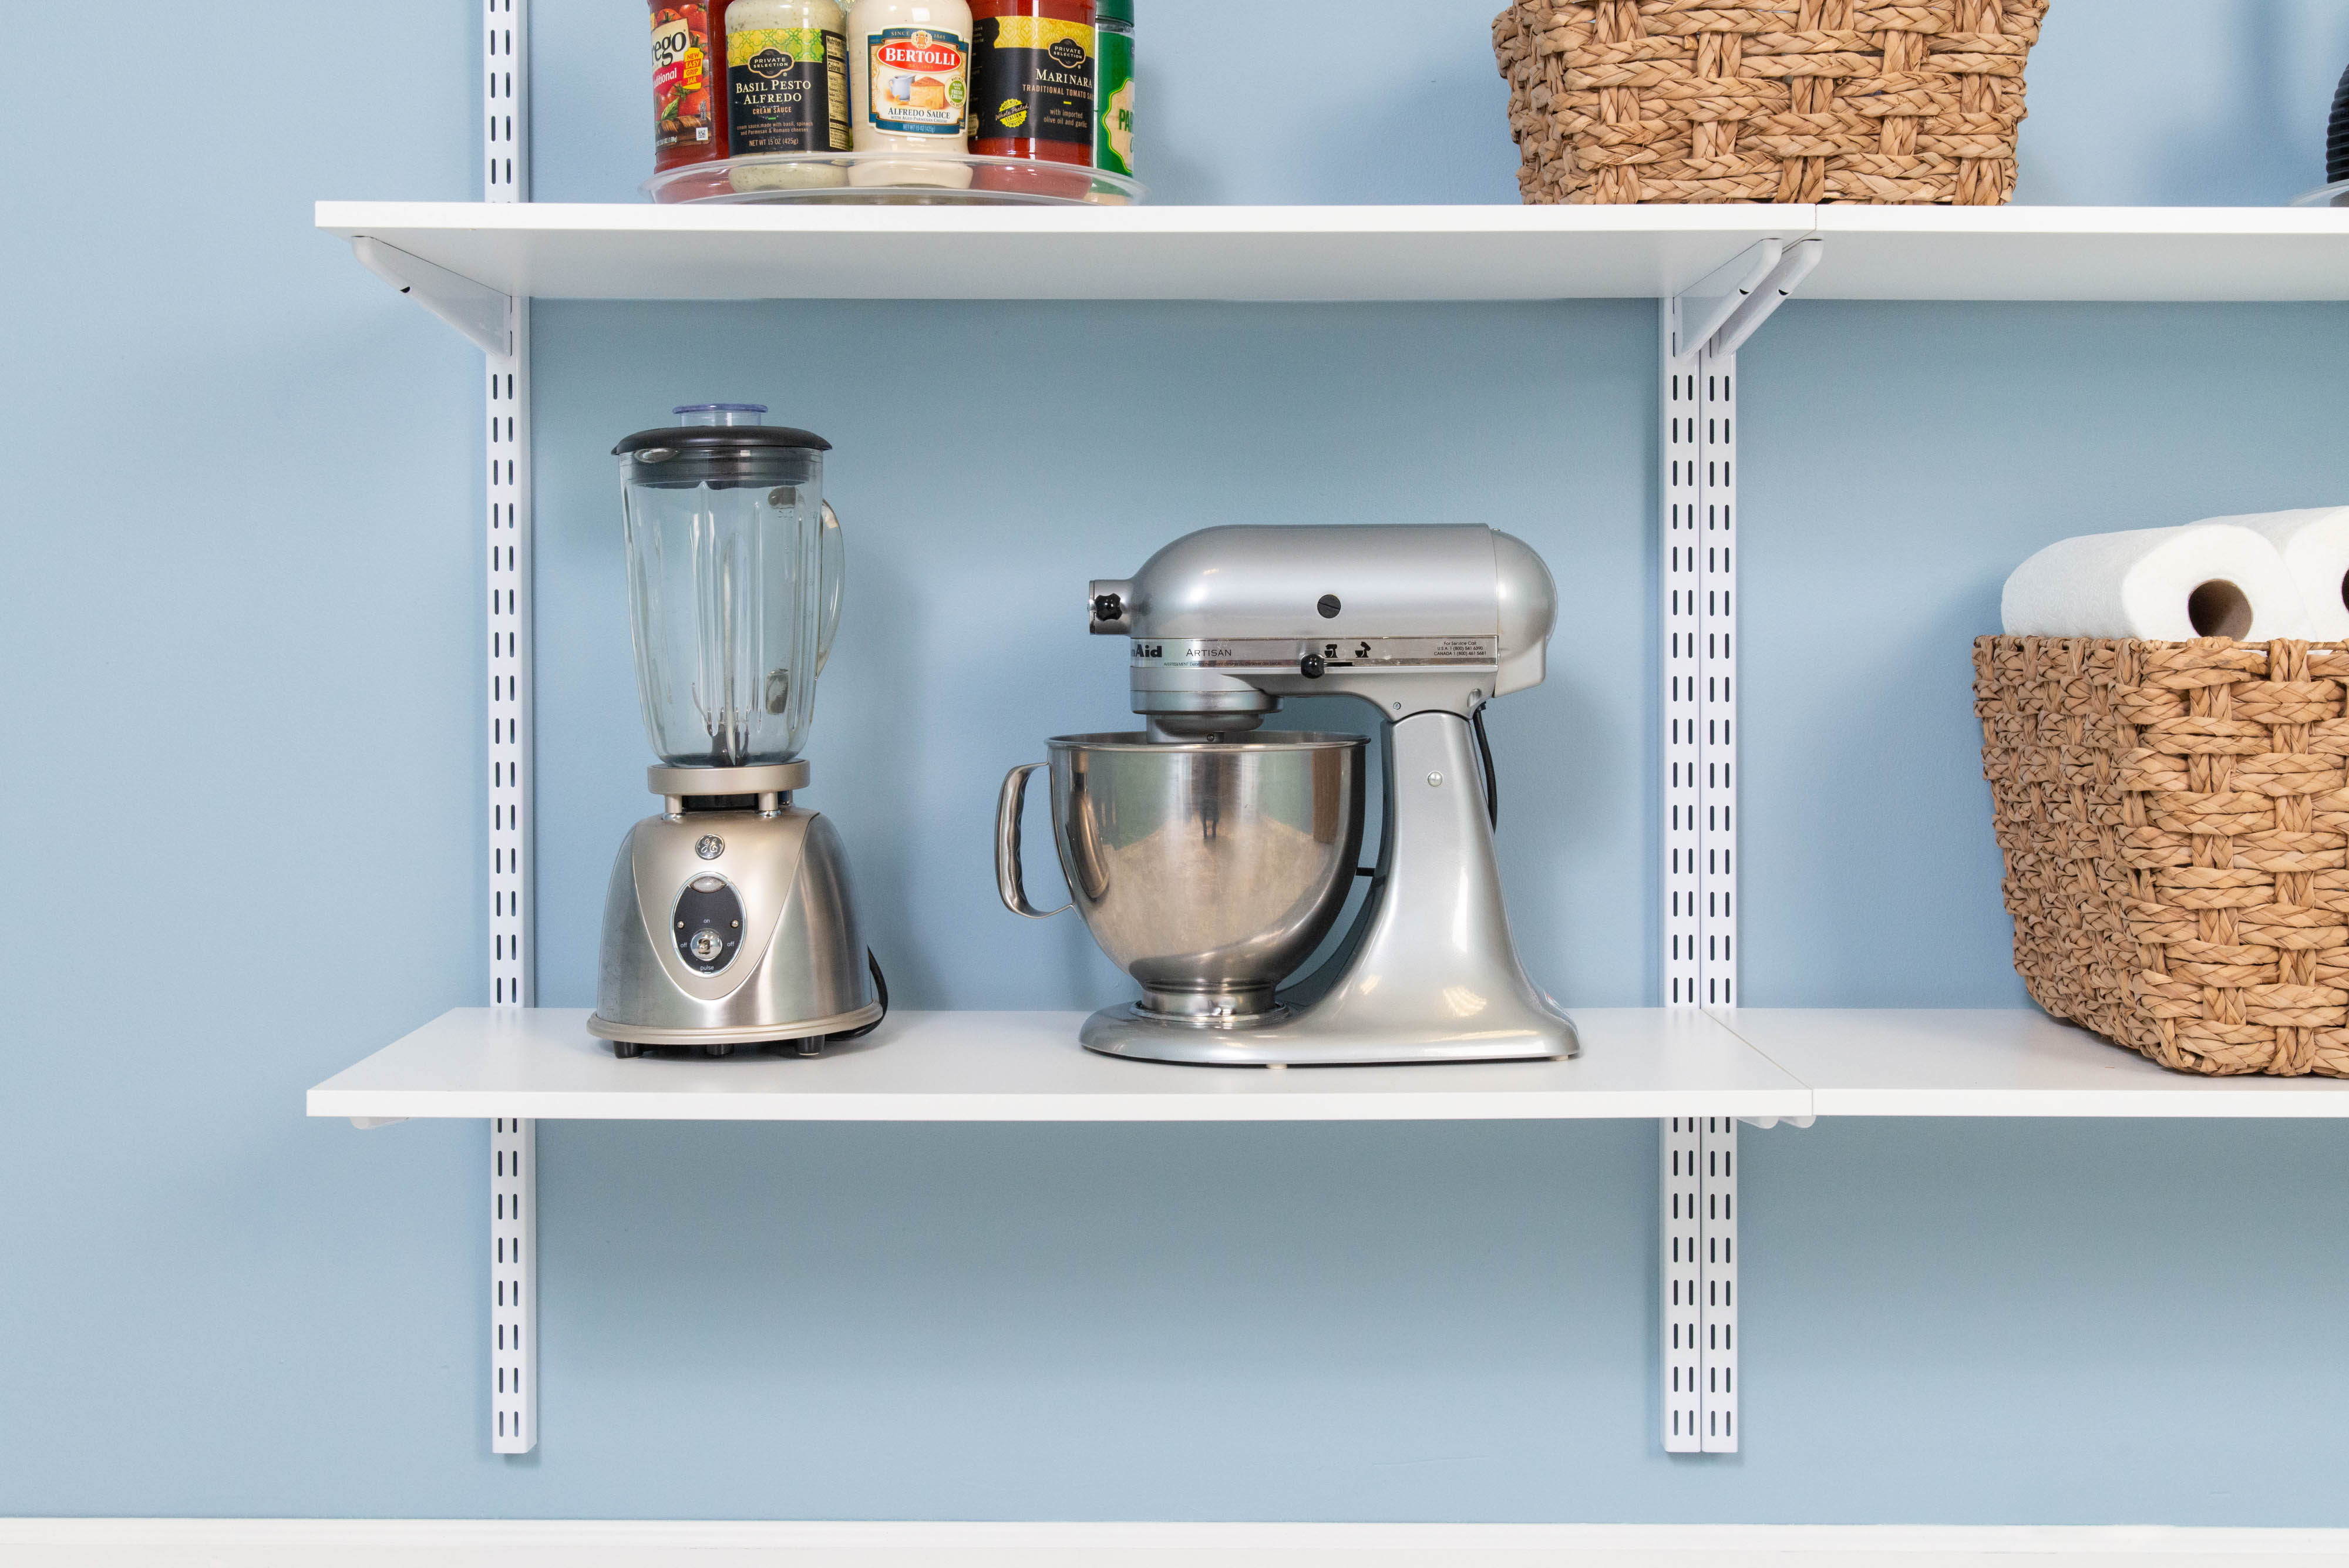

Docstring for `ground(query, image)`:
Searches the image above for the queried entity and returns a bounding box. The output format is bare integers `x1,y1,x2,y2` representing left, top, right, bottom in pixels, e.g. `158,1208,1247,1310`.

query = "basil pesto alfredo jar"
726,0,853,190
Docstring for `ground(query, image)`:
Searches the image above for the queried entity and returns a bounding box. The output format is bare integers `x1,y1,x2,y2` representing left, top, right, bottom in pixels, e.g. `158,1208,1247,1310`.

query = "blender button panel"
672,879,746,973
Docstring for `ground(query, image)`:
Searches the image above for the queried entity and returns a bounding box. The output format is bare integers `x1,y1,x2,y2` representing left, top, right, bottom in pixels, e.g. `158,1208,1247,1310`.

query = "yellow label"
984,15,1092,51
730,26,826,69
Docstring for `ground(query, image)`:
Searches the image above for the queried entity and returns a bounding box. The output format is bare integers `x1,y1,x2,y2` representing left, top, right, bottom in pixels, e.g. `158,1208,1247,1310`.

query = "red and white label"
876,30,962,70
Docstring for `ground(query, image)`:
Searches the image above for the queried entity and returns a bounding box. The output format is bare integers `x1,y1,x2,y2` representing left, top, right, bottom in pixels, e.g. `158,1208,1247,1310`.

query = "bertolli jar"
846,0,974,189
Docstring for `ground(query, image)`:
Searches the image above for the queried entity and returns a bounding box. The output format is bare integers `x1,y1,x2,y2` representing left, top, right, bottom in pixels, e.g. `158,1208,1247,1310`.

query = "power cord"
1471,706,1499,829
832,950,889,1041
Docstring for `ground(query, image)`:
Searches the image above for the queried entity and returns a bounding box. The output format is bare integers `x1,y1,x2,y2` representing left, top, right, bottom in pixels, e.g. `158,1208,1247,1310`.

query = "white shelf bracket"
1709,238,1823,359
481,0,536,1458
351,236,511,356
1658,235,1820,1455
1674,240,1785,358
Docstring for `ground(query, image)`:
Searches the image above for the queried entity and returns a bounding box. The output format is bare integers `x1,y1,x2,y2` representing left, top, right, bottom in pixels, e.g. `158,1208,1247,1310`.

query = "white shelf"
317,201,2349,304
1718,1009,2349,1118
1802,205,2349,301
310,1007,2349,1123
306,1007,1810,1123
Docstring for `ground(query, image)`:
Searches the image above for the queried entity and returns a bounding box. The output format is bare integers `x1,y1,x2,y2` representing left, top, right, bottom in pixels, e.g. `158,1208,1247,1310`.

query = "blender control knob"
1298,652,1325,679
689,928,726,963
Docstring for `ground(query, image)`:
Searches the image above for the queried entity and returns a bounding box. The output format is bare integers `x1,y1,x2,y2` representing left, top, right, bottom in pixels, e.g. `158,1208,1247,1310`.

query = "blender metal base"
587,1002,884,1052
593,785,881,1062
1079,1002,1579,1067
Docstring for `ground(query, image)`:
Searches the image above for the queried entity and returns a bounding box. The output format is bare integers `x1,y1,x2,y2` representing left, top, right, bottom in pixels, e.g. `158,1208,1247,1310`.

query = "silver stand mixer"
997,524,1576,1066
587,406,883,1059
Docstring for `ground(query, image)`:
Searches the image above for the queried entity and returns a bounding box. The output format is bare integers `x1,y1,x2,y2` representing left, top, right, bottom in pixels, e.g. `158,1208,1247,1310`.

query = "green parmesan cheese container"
1094,0,1134,178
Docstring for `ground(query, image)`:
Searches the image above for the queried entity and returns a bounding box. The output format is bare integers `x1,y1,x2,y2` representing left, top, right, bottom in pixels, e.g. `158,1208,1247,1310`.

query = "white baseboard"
1,1520,2346,1568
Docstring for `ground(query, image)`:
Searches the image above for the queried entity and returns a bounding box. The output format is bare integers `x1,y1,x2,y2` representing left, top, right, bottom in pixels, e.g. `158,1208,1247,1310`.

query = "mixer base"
1078,1004,1580,1067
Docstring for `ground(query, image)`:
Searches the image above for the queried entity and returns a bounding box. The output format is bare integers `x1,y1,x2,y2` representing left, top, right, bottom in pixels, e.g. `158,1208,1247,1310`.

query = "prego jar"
649,1,725,171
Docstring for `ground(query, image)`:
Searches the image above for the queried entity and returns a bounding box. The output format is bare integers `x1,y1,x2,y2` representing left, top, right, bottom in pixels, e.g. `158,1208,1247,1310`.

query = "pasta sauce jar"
847,0,974,189
969,0,1093,194
649,1,727,172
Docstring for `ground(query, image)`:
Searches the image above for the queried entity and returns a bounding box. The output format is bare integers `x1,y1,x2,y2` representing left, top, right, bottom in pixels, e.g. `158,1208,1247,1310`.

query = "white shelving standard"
480,0,536,1459
1654,233,1822,1450
481,0,536,1460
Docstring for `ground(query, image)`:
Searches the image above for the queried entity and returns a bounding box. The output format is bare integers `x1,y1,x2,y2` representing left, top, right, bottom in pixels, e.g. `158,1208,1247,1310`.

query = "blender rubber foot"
703,1042,735,1059
612,1041,643,1059
796,1038,822,1058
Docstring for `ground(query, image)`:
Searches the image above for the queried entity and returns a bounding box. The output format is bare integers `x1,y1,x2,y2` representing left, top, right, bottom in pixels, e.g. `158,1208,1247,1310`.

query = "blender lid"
614,423,831,455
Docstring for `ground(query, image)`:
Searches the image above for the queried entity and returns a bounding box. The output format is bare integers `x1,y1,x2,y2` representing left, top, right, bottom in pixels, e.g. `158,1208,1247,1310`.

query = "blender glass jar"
615,406,840,767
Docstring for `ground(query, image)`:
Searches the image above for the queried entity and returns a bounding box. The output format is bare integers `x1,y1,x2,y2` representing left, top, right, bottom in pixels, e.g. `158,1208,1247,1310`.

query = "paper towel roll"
2196,508,2349,642
2000,524,2311,641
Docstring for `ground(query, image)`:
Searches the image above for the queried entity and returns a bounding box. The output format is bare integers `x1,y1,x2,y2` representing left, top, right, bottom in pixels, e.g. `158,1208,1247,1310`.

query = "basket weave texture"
1978,635,2349,1078
1493,1,2048,205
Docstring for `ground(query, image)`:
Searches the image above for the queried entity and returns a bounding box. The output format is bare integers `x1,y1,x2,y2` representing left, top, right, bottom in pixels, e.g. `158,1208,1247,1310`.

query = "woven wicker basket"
1493,1,2049,205
1977,635,2349,1078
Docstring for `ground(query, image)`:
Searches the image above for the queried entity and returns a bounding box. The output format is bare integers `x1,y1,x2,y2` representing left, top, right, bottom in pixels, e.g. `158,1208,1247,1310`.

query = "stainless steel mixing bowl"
997,732,1367,1021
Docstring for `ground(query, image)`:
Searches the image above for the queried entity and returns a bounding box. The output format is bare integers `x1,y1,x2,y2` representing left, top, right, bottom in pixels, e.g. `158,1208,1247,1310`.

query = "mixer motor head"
1089,524,1557,739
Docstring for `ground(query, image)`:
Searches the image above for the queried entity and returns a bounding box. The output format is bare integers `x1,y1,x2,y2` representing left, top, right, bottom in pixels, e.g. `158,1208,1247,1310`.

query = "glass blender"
587,405,883,1058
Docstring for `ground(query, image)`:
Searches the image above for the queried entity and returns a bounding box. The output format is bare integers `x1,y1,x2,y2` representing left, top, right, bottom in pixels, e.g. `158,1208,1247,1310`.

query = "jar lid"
1095,0,1132,23
614,423,830,455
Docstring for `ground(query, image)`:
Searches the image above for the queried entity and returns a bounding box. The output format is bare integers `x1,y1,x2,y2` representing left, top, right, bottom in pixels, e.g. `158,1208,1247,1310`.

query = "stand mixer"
587,406,883,1059
997,523,1576,1066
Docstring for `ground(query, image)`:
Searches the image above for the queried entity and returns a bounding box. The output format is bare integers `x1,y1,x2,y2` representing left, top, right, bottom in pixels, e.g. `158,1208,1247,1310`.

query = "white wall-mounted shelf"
309,1007,2349,1125
316,201,2349,305
1719,1009,2349,1118
307,1008,1811,1124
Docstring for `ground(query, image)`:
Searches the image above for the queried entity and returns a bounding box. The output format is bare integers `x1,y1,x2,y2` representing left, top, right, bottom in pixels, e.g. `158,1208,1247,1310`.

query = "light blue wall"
4,0,2349,1525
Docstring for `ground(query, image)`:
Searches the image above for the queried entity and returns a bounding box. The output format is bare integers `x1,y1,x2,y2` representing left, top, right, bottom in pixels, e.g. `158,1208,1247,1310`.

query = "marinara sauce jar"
650,1,730,184
969,0,1095,196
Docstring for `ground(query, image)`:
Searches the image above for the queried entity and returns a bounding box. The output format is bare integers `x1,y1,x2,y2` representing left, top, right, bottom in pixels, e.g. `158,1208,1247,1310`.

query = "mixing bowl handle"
996,763,1072,919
